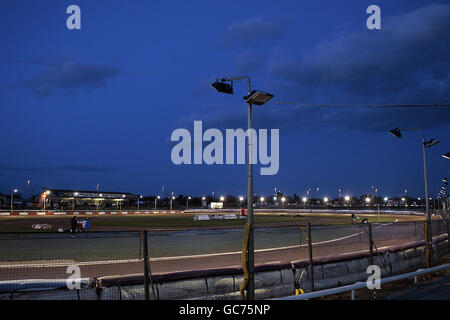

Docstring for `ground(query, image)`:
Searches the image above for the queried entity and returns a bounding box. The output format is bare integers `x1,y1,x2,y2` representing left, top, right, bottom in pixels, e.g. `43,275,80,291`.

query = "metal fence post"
368,223,374,265
142,230,150,300
359,223,362,243
307,222,315,292
447,219,450,254
414,221,417,238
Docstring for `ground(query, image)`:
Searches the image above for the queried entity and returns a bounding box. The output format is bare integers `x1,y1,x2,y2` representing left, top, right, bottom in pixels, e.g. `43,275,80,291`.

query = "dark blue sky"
1,0,449,199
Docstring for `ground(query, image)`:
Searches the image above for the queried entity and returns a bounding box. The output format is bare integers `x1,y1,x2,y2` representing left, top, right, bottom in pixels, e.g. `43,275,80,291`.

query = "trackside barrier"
276,263,450,300
0,278,92,292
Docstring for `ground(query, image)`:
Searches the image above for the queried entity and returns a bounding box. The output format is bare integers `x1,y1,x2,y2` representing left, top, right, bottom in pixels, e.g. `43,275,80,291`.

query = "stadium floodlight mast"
211,75,274,300
388,128,440,268
170,192,175,211
186,196,191,210
73,192,79,211
10,189,18,212
155,196,160,210
138,195,143,211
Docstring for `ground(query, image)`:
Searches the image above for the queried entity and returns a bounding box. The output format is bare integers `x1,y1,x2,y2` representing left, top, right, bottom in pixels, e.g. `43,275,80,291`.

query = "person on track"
70,216,78,234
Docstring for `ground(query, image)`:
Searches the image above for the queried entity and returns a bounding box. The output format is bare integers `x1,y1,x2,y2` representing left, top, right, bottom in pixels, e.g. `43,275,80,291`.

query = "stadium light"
43,190,51,212
10,189,18,212
389,128,402,138
388,127,439,268
344,196,350,202
211,75,274,300
154,196,160,210
186,196,191,210
220,196,225,201
302,197,307,202
243,90,274,106
424,139,440,148
210,80,233,94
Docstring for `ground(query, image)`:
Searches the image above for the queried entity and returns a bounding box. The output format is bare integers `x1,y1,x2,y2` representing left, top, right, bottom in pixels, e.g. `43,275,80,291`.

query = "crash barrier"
0,225,448,300
0,210,185,216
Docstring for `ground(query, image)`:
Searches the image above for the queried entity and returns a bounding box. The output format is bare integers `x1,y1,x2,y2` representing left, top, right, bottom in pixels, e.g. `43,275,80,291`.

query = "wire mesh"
0,219,448,299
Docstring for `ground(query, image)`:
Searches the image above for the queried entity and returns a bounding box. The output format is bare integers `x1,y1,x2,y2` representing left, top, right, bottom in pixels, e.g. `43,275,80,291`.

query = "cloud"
23,62,120,98
268,3,450,105
223,17,292,46
199,3,450,133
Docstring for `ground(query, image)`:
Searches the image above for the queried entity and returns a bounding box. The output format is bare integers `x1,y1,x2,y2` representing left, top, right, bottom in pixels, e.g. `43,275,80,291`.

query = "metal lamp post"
43,190,50,212
389,128,440,268
170,192,175,211
10,189,18,212
155,196,160,210
186,196,191,210
211,76,274,300
73,192,79,211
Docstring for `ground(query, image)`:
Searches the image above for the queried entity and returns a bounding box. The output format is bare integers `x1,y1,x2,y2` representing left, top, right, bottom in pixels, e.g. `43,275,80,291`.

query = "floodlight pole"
222,76,255,299
394,128,433,267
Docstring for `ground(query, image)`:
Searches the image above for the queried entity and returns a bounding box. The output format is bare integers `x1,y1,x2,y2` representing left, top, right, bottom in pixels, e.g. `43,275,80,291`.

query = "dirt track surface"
0,212,425,232
1,221,444,282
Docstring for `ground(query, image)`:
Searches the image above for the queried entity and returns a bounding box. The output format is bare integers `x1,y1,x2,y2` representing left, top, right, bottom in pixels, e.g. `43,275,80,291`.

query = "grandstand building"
33,189,138,210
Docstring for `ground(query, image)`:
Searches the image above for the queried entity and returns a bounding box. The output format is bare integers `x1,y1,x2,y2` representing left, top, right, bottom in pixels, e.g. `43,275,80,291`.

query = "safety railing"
277,263,450,300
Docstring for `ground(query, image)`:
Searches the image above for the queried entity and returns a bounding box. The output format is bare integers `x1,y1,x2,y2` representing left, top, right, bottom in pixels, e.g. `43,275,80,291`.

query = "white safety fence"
277,263,450,300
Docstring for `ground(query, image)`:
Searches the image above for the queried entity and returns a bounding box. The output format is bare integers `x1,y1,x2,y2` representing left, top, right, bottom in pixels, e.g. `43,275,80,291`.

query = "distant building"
32,189,138,210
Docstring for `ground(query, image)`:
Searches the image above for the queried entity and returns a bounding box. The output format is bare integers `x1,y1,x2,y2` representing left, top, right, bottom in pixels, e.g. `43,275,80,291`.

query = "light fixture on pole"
344,195,350,208
388,127,440,268
10,189,18,212
170,192,174,211
186,196,191,210
211,75,274,300
239,196,244,207
138,195,143,211
43,190,51,212
73,192,79,211
302,197,307,209
155,196,160,210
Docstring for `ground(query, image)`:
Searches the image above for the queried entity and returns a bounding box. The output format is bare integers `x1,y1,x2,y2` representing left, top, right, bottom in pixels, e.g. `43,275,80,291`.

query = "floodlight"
210,80,233,94
389,128,402,138
424,139,440,148
244,90,274,106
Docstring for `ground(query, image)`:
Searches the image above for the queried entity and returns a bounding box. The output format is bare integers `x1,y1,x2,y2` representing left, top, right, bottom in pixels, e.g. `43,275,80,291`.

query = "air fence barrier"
0,219,448,300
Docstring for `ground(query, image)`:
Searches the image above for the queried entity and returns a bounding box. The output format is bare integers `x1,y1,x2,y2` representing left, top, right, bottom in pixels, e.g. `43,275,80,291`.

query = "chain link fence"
0,218,449,299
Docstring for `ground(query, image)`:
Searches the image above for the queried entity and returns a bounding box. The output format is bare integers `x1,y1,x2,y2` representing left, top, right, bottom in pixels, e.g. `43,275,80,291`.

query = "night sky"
1,0,449,199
